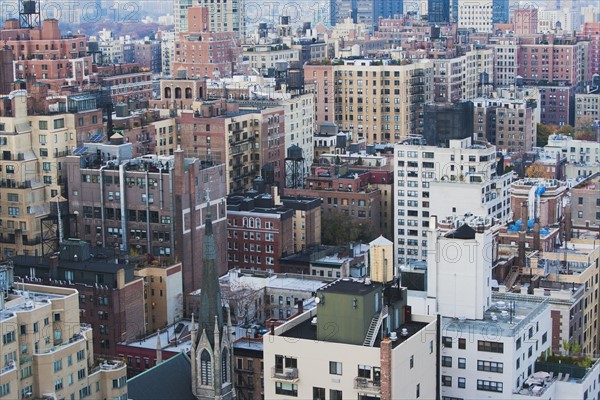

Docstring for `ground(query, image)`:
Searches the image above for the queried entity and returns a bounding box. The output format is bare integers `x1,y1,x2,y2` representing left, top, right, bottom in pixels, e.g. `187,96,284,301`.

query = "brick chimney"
380,338,392,400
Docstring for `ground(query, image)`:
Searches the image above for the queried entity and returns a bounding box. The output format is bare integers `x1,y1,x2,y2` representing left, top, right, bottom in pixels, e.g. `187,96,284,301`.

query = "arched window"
256,218,261,228
242,217,248,227
200,350,212,385
185,87,192,99
249,218,254,228
221,348,229,383
175,87,182,99
164,87,171,98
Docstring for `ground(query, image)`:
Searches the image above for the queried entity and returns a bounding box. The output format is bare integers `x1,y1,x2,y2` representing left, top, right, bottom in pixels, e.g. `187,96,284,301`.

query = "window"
458,358,466,369
478,340,504,353
39,121,48,130
442,336,453,348
53,118,65,129
416,383,420,398
477,360,503,373
20,366,32,379
200,350,212,385
442,375,452,387
77,368,86,380
79,386,91,398
2,331,15,345
55,378,63,391
329,361,342,375
313,387,325,400
442,356,452,367
275,382,297,396
458,338,466,349
0,383,9,397
410,355,414,369
358,365,371,379
542,332,547,344
458,377,466,389
477,380,503,393
53,359,63,372
330,389,343,400
77,350,85,361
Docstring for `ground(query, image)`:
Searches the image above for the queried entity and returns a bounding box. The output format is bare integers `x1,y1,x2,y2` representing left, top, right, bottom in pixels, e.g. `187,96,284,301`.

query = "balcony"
354,377,381,393
271,367,299,382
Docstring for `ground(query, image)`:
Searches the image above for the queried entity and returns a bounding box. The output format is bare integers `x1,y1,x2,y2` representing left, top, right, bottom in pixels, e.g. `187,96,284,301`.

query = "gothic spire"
197,189,223,347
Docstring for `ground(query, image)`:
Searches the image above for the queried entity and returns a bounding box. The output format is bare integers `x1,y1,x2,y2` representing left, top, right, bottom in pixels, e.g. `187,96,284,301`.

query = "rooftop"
318,278,380,296
443,293,548,337
279,308,428,349
1,287,70,321
122,320,195,353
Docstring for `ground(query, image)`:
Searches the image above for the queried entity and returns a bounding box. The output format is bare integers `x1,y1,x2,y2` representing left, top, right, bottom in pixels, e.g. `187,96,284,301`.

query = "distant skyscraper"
428,0,450,23
376,0,403,19
334,0,357,24
174,0,245,37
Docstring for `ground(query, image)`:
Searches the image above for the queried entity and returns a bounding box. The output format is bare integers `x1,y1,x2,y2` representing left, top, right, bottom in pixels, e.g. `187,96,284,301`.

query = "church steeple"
192,188,233,400
197,189,224,346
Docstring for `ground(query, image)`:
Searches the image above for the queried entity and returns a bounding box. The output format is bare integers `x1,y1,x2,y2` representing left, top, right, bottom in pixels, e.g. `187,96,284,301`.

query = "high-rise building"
394,137,512,265
197,0,245,38
174,0,194,34
428,0,449,23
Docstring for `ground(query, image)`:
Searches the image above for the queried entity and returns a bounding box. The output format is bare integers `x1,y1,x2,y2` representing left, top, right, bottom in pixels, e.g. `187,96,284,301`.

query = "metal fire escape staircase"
363,306,388,347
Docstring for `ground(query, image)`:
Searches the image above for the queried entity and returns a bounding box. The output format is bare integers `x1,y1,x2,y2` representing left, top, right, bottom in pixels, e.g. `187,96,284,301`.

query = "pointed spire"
156,329,162,364
198,186,223,348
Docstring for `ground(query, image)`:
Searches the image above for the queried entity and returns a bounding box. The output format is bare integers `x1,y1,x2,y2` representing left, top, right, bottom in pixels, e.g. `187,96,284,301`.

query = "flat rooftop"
1,289,67,321
319,278,379,296
121,320,195,353
280,311,428,349
443,293,548,337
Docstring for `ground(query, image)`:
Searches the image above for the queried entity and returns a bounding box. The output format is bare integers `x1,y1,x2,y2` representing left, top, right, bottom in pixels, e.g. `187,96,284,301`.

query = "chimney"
563,205,572,241
518,231,526,270
533,221,541,251
380,338,393,400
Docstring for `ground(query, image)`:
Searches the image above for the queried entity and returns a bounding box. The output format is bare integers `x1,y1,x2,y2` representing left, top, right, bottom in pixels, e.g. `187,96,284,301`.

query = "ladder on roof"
363,306,387,347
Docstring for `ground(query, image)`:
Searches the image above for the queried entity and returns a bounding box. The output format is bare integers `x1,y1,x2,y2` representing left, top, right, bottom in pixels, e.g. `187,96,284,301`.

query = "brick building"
66,145,228,299
172,7,243,80
12,239,145,359
226,191,294,273
1,18,92,92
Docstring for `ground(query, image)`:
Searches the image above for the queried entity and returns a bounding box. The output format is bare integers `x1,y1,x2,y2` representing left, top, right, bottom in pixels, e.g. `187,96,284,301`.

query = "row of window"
442,376,503,392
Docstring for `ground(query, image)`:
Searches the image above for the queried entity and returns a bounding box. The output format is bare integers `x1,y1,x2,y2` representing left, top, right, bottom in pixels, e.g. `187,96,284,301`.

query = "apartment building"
66,145,228,297
457,0,509,33
575,89,600,129
488,36,519,87
394,137,512,265
517,37,588,90
93,65,154,107
581,22,600,80
305,58,433,143
570,173,600,231
263,237,438,400
1,19,92,92
226,191,294,273
177,99,285,193
242,43,299,77
432,46,494,103
280,195,322,253
12,239,146,358
0,89,103,258
545,134,600,166
0,275,128,400
197,0,245,38
536,84,577,126
285,163,382,239
172,7,243,80
513,8,539,35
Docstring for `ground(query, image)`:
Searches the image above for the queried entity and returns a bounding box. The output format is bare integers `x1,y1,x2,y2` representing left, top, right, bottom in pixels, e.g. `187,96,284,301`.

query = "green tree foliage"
536,123,554,147
321,210,376,245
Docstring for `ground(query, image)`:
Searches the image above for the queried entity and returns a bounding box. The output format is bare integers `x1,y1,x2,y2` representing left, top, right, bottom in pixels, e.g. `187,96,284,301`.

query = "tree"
525,161,551,179
556,125,575,135
536,123,555,147
321,210,377,245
